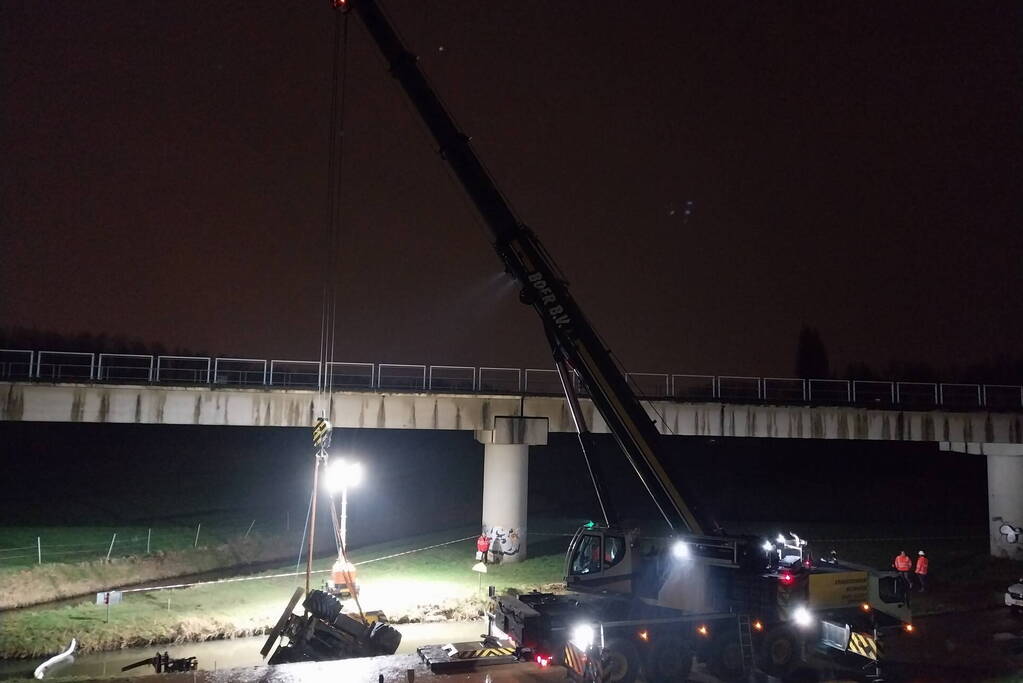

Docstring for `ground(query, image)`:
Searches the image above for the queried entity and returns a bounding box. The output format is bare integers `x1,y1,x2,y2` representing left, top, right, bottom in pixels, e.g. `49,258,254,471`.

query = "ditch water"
0,620,483,680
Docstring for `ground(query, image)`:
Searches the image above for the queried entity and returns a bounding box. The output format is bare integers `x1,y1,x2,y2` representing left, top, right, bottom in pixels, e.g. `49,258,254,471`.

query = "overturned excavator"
261,588,402,665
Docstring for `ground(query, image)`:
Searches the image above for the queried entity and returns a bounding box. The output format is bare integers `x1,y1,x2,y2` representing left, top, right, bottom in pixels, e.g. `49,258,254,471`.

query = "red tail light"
779,571,794,585
536,654,552,667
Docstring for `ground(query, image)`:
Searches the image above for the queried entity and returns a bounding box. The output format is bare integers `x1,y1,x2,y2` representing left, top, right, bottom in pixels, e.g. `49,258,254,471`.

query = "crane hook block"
313,417,333,449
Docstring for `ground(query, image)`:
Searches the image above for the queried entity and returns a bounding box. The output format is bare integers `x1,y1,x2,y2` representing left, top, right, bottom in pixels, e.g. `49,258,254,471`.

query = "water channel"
0,620,484,680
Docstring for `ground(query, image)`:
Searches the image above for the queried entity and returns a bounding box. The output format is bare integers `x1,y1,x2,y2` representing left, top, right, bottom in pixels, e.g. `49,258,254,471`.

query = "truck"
331,0,916,679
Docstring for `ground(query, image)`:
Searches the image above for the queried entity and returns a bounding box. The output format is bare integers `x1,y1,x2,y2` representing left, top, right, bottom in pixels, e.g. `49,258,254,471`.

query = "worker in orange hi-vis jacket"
476,533,491,563
915,550,929,592
894,550,913,589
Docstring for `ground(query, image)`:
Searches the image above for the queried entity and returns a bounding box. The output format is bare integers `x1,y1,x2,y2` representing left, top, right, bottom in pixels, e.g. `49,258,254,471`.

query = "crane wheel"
758,626,800,676
644,636,692,683
600,638,640,683
303,589,343,622
708,635,745,682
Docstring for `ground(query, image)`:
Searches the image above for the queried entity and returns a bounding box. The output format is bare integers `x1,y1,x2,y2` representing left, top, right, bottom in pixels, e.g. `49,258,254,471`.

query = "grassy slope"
5,521,1018,659
0,531,566,659
0,534,296,611
0,523,270,572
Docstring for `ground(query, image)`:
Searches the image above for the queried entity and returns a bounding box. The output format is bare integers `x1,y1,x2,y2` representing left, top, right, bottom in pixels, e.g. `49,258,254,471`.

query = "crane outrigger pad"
418,640,518,672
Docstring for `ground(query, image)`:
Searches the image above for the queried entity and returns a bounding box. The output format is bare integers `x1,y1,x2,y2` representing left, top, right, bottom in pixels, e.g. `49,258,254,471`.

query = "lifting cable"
303,7,353,601
318,9,351,405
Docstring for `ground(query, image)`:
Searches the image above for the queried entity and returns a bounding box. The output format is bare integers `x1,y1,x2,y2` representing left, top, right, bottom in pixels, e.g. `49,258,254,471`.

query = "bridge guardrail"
326,361,374,390
269,360,319,389
214,358,267,386
428,365,475,392
0,350,33,381
2,349,1020,410
156,356,210,384
983,385,1023,409
853,380,894,406
718,376,762,401
479,367,521,393
36,351,94,381
98,354,154,382
672,374,715,400
378,364,426,391
525,368,561,395
764,378,806,402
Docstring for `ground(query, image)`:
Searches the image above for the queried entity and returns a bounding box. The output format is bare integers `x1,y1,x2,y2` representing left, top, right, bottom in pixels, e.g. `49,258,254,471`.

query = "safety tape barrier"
118,535,476,594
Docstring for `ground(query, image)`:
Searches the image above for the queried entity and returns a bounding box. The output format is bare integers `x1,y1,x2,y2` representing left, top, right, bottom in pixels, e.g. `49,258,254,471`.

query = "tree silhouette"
796,326,829,378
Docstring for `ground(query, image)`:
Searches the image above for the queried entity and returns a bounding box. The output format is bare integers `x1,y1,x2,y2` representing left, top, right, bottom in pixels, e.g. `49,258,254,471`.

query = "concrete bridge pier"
942,441,1023,559
474,416,549,563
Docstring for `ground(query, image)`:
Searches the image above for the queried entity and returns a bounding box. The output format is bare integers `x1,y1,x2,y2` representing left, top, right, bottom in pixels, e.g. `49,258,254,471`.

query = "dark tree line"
0,326,207,359
796,325,1023,385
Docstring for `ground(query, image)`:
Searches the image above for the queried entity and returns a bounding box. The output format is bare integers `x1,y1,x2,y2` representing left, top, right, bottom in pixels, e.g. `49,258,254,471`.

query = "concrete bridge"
2,380,1022,442
4,380,1022,560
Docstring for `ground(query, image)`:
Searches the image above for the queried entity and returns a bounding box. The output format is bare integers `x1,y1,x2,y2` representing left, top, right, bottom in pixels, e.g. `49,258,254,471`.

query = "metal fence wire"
0,518,290,570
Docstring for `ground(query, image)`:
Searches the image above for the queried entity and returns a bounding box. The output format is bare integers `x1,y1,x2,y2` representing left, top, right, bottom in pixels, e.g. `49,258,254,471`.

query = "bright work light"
570,624,594,651
326,459,363,493
792,606,813,628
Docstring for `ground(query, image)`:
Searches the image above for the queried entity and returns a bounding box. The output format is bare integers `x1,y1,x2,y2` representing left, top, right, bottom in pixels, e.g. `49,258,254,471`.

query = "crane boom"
338,0,705,535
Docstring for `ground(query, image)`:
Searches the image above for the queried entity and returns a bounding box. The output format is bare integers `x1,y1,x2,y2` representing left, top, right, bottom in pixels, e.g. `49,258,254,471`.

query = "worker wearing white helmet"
915,551,928,592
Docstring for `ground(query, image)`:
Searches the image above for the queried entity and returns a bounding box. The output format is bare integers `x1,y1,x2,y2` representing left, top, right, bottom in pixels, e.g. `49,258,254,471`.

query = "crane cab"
564,525,636,595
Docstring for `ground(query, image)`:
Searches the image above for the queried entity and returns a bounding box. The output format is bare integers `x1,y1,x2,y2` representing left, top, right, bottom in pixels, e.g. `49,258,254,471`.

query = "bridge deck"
2,381,1020,444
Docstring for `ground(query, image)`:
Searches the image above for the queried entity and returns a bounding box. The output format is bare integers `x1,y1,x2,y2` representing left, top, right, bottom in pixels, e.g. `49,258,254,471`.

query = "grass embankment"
0,523,272,572
0,531,566,659
0,533,294,611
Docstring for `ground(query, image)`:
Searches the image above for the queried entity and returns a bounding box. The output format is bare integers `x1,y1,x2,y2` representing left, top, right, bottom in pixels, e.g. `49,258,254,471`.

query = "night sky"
3,1,1021,378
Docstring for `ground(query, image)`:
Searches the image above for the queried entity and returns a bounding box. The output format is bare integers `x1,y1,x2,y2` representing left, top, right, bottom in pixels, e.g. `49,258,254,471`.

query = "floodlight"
326,459,363,493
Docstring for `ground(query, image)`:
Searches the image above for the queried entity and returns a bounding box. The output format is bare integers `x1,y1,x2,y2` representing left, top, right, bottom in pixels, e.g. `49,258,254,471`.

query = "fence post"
245,520,255,539
37,537,41,565
194,523,202,548
106,533,117,562
147,528,152,554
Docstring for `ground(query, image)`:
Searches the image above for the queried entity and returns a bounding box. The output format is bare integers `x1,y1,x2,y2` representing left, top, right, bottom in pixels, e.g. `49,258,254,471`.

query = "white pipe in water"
34,638,76,679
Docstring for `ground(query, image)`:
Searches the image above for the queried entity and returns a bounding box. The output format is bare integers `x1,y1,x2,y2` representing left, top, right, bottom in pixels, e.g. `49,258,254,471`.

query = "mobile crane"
333,1,914,679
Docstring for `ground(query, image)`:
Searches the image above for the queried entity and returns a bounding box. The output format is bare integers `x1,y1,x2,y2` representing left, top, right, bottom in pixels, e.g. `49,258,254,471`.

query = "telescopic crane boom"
336,0,705,535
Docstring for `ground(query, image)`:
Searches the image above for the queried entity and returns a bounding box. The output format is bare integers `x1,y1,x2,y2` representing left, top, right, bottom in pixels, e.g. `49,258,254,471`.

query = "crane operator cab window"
604,536,626,567
571,534,602,575
570,534,626,575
